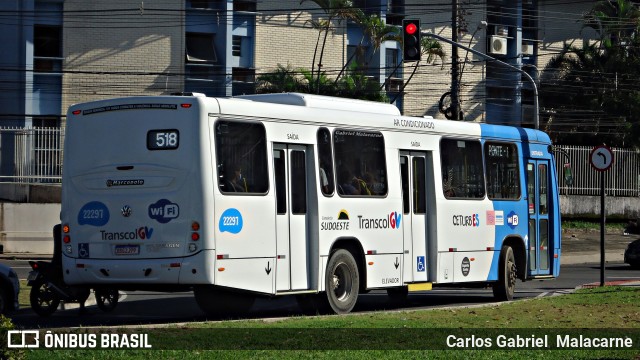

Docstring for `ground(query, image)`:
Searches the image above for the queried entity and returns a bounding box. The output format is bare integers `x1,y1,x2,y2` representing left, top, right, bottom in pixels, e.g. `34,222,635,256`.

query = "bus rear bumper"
62,251,215,285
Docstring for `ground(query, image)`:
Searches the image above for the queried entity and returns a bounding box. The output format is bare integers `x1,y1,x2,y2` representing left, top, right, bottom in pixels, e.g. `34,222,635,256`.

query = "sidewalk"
561,228,637,265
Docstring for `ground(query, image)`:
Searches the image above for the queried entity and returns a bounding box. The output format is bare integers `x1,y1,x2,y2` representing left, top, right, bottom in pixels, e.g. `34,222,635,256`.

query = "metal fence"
0,127,64,184
555,145,640,197
0,127,638,196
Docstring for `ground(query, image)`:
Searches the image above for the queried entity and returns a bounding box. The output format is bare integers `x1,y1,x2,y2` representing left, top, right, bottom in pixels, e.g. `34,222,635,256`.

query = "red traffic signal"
405,23,417,35
403,19,421,62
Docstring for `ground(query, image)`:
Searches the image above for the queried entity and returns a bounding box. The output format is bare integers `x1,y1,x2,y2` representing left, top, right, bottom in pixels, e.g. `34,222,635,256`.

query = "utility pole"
423,32,539,130
451,0,460,120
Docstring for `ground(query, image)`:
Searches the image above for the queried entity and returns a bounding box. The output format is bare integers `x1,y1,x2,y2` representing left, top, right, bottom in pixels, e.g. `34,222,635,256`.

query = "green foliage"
541,0,640,148
0,315,26,360
256,63,388,103
255,64,307,93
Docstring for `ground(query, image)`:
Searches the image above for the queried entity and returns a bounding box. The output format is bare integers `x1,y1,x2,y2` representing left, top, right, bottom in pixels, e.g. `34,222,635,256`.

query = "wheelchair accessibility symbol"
78,243,89,258
417,256,426,272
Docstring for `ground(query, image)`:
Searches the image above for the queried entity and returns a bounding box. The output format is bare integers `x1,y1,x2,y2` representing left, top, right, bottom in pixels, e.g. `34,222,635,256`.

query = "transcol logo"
100,226,153,240
358,211,402,230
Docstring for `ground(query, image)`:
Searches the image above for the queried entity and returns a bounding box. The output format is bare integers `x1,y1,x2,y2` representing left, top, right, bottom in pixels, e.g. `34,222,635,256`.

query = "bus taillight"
191,221,200,241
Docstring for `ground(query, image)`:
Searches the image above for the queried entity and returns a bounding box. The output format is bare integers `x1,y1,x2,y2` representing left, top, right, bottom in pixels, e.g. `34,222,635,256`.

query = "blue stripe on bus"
479,123,555,281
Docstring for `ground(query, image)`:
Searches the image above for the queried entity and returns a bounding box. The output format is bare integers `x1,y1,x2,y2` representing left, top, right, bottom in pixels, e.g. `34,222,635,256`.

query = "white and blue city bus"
60,93,561,315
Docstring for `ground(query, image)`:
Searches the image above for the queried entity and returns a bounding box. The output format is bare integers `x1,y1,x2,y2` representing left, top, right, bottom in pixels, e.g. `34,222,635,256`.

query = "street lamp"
424,32,539,130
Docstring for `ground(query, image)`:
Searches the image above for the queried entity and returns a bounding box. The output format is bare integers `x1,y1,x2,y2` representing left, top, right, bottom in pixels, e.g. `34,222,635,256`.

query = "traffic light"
403,19,421,62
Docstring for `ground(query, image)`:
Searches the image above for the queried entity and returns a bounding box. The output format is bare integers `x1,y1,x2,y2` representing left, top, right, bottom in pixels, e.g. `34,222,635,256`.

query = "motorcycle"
27,224,119,317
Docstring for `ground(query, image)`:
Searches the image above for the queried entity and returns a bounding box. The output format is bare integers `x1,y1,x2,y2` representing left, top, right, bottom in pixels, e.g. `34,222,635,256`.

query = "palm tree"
583,0,640,48
255,64,306,93
335,13,400,83
300,0,361,93
304,18,330,87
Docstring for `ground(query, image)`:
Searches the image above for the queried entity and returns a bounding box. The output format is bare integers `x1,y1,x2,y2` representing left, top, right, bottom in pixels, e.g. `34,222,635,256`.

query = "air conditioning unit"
490,36,508,55
386,78,403,93
522,43,535,56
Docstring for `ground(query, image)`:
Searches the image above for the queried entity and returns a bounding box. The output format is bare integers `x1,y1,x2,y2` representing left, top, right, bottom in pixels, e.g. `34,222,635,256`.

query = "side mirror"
563,163,573,186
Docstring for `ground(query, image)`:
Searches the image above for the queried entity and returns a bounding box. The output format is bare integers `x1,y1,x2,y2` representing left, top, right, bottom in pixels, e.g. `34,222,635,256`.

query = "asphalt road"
4,261,639,330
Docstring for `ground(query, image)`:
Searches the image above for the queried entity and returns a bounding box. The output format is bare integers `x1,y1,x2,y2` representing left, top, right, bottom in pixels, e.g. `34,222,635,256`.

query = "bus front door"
273,143,313,291
527,160,551,276
400,151,436,283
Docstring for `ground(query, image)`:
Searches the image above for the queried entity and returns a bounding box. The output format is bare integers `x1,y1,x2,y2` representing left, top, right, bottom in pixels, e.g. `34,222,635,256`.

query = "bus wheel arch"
502,236,526,281
325,238,365,314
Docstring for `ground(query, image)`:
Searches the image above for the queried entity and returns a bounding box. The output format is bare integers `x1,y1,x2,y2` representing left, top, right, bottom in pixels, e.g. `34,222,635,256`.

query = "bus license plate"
115,245,139,255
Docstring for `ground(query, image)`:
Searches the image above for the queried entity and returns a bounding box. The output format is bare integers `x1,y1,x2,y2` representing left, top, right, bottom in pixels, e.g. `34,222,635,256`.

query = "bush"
0,314,26,360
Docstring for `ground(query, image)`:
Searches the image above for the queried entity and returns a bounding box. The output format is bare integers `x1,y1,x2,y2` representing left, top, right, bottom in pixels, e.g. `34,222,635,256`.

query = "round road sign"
589,145,614,172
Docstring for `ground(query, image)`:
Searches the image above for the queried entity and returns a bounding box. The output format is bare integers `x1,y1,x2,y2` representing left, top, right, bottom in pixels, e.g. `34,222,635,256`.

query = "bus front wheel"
325,249,360,314
493,245,516,301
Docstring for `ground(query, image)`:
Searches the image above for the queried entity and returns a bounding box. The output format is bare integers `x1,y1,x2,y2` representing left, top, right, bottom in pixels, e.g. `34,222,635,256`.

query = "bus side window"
215,120,269,195
484,142,521,200
317,128,335,196
440,139,485,199
333,129,387,197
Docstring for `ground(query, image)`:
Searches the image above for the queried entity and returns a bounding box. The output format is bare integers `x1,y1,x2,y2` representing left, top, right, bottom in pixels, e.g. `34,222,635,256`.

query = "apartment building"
1,0,596,130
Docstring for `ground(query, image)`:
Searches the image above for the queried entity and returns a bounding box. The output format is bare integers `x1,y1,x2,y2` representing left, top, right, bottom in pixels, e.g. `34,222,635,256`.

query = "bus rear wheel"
325,249,360,314
194,286,255,317
493,245,516,301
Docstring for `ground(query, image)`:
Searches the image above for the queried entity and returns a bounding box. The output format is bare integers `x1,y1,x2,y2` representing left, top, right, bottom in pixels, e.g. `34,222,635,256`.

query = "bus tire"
194,286,255,317
493,245,516,301
325,249,360,314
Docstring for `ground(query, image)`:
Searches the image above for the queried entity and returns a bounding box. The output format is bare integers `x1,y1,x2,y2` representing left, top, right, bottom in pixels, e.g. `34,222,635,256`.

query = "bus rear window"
215,120,268,194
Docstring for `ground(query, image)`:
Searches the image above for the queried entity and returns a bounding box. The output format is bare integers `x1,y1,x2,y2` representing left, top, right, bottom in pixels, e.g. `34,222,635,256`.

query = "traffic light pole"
451,0,460,120
423,32,539,130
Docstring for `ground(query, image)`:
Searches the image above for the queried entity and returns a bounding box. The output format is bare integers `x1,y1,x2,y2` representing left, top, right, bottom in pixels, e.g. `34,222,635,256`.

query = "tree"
255,64,306,93
256,63,387,102
300,0,361,93
541,0,640,148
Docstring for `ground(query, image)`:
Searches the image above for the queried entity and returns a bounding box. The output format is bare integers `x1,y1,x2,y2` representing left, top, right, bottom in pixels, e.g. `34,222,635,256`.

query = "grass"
562,219,626,232
18,280,29,309
20,286,640,359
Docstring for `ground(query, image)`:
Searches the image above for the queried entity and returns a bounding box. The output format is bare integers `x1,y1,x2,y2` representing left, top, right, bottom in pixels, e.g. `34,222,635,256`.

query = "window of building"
347,45,367,70
333,129,387,196
484,142,520,200
215,120,268,194
186,32,217,63
317,128,335,196
188,0,212,9
440,139,485,199
232,36,242,57
234,0,257,12
386,0,405,26
34,25,62,72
